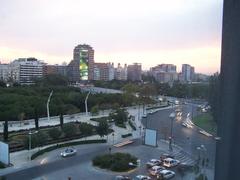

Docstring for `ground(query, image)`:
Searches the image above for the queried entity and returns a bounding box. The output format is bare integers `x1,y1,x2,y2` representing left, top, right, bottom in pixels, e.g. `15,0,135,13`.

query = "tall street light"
85,91,91,116
28,130,38,160
169,112,175,151
47,90,53,121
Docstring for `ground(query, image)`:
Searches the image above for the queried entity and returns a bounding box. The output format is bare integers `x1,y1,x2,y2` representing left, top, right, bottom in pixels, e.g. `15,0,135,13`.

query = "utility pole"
47,90,53,122
85,91,91,116
169,112,175,151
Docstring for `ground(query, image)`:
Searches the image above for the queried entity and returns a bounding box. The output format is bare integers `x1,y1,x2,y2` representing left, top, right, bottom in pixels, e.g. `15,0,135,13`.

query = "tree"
35,74,69,86
208,73,220,123
18,112,25,127
62,123,77,137
60,113,64,129
96,120,109,138
79,122,93,138
34,108,39,130
48,127,61,140
90,105,99,116
3,119,8,142
111,108,128,126
0,80,6,87
25,131,48,148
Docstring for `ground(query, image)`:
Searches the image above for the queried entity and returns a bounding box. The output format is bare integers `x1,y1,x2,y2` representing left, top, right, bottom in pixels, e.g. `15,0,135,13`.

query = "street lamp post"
85,91,91,116
47,90,53,122
28,130,38,160
196,144,207,179
169,112,175,151
112,132,115,145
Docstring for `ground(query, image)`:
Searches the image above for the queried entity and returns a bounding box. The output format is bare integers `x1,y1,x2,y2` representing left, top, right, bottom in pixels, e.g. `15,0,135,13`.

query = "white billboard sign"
0,141,9,165
144,128,157,147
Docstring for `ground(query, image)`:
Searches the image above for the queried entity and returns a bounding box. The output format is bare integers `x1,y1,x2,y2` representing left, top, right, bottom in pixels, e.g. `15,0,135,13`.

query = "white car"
148,165,165,176
60,147,77,157
146,159,161,168
162,158,180,168
142,114,147,118
157,170,175,179
135,175,151,180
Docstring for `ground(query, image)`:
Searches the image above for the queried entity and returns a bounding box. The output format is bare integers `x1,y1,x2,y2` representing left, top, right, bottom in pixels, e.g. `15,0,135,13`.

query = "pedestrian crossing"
171,150,195,166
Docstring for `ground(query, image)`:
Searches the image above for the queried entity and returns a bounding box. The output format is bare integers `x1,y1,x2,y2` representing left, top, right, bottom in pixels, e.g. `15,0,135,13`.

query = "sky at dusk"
0,0,223,74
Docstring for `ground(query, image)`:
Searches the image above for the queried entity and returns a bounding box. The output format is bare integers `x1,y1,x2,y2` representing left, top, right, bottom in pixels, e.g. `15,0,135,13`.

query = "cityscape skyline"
0,0,223,74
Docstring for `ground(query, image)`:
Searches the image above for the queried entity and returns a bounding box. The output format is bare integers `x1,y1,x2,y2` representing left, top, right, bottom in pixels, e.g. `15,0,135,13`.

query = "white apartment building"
10,58,44,85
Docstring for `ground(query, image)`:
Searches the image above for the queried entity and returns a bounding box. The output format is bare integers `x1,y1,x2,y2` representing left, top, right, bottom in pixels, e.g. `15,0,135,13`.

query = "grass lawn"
193,113,217,135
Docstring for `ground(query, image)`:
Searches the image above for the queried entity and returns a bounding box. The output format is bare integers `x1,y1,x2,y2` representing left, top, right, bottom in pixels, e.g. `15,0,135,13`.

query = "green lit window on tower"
79,49,88,80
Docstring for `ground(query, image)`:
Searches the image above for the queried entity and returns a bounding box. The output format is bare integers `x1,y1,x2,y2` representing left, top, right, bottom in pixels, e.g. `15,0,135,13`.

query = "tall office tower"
73,44,94,81
127,63,142,81
182,64,195,82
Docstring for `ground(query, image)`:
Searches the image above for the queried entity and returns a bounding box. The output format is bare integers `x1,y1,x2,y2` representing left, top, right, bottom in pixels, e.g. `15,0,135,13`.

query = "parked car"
115,175,131,180
148,165,165,176
60,147,77,157
135,175,151,180
146,159,162,168
162,158,180,168
156,170,175,179
142,114,147,118
160,153,174,161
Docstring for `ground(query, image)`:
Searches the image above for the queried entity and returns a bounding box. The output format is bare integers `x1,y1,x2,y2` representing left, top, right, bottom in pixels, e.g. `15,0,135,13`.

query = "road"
3,140,185,180
142,104,216,168
1,103,215,179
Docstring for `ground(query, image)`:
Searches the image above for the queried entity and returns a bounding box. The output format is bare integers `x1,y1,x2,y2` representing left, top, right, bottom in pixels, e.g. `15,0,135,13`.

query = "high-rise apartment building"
150,64,178,83
127,63,142,81
10,58,44,85
0,63,11,82
67,44,94,82
182,64,195,82
114,63,127,81
93,62,114,81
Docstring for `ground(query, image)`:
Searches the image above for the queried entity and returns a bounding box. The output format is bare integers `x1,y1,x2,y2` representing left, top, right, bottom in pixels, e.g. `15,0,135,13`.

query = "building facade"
93,62,114,81
127,63,142,81
0,63,11,82
150,64,178,83
182,64,195,82
43,64,67,77
71,44,94,81
114,63,127,81
10,58,44,85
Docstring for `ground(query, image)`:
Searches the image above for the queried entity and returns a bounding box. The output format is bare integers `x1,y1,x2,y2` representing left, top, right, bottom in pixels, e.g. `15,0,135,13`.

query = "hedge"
0,162,5,169
121,133,132,138
31,139,106,160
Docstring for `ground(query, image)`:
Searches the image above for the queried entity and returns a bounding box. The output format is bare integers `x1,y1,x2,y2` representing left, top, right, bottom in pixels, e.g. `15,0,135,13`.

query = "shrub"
24,131,48,148
79,122,94,137
0,162,6,169
62,123,77,137
121,133,132,138
48,128,61,140
92,152,137,172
